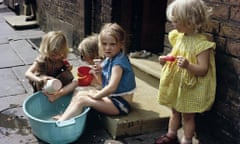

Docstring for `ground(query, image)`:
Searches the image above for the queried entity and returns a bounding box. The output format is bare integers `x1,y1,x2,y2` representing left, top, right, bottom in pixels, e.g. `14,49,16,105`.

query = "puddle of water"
0,109,32,136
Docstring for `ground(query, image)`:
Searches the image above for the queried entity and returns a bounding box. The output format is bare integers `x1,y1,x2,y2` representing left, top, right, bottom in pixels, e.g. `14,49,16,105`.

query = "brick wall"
36,0,85,49
164,0,240,143
36,0,112,51
90,0,112,33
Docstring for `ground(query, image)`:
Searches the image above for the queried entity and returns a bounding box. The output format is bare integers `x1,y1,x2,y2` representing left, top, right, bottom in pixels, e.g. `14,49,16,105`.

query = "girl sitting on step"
55,23,136,121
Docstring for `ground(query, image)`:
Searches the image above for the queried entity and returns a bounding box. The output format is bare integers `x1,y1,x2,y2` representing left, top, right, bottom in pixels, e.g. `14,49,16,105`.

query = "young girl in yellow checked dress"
155,0,216,144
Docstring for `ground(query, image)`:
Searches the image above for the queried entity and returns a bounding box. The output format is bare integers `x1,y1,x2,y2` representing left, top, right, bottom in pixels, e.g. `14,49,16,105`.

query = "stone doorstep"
130,54,162,80
101,106,170,139
4,15,38,29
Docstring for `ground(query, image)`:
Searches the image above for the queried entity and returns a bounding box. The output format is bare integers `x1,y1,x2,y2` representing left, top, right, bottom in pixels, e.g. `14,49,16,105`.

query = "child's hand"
63,59,73,71
37,76,48,86
89,65,102,84
158,56,166,65
176,56,189,69
159,55,176,65
66,65,73,71
43,91,58,102
90,64,102,74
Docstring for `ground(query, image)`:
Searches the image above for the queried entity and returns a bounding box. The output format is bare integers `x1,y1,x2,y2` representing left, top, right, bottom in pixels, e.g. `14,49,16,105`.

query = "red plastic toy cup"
77,66,93,86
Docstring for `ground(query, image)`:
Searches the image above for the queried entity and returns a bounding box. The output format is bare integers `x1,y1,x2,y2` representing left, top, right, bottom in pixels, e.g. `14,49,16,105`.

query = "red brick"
230,6,240,22
226,39,240,57
204,20,220,33
215,36,226,52
220,23,240,39
211,3,229,20
165,22,173,33
232,57,240,74
222,0,240,5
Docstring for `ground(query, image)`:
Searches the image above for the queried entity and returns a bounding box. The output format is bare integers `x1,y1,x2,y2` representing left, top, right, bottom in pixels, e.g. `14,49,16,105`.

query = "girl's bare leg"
58,93,119,121
167,109,181,138
181,113,195,144
57,91,89,121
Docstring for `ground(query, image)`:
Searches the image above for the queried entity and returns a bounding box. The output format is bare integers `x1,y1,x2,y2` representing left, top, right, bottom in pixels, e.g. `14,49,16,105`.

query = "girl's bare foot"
42,91,57,102
52,115,61,120
47,95,57,102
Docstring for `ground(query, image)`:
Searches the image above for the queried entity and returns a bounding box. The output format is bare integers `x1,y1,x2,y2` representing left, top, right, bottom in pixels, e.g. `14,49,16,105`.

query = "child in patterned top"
25,31,75,102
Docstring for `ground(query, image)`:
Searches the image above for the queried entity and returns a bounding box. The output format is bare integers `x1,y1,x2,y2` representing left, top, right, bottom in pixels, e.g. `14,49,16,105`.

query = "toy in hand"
77,66,93,86
163,56,175,62
63,59,70,65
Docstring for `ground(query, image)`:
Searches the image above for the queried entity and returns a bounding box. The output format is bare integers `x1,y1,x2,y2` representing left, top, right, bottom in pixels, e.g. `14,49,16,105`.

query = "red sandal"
155,134,179,144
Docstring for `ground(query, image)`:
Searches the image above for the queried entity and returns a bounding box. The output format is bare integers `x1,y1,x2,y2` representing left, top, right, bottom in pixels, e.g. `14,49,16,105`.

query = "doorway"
112,0,167,54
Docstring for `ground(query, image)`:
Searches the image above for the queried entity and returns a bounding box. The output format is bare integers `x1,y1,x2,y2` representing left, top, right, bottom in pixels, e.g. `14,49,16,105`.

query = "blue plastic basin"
23,92,90,144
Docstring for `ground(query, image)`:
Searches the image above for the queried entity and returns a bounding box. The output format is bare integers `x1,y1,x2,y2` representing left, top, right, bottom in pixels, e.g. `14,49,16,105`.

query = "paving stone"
0,93,29,111
0,43,24,68
122,130,166,144
10,40,39,65
15,29,45,39
0,37,8,44
0,11,14,23
0,69,25,97
12,65,33,94
0,19,16,38
0,106,39,144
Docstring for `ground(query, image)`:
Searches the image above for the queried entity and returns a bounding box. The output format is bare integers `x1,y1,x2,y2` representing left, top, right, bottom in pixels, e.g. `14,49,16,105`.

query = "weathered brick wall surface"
36,0,112,51
36,0,85,49
165,0,240,143
91,0,112,33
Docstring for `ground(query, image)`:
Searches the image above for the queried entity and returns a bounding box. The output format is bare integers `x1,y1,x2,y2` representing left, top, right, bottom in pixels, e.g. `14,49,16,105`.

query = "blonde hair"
39,31,68,58
167,0,212,32
78,33,101,60
98,23,127,55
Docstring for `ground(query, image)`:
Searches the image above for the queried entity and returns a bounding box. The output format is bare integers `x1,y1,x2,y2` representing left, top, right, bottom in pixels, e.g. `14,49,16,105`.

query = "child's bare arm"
177,49,210,76
43,80,78,102
25,62,43,83
92,65,122,99
25,62,54,85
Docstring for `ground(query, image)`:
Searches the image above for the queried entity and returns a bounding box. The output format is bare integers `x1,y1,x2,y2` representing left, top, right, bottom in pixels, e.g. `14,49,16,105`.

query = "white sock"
167,129,177,137
181,136,192,144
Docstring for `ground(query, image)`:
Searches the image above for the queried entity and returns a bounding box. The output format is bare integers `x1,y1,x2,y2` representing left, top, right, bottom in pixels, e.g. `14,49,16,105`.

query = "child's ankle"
167,129,177,138
181,136,192,144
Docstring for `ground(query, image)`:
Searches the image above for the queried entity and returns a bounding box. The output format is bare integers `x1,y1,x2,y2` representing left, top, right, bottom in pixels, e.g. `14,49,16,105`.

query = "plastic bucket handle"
55,118,76,127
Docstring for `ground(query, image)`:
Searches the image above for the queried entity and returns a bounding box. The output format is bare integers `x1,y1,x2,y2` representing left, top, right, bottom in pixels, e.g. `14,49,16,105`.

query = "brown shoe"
155,134,179,144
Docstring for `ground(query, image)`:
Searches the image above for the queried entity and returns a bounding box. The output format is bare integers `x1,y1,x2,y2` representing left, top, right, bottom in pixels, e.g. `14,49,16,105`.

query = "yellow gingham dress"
158,30,216,113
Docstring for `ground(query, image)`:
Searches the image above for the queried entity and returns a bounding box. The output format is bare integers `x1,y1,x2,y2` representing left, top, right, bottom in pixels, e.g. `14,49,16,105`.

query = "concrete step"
4,15,38,29
101,55,171,139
